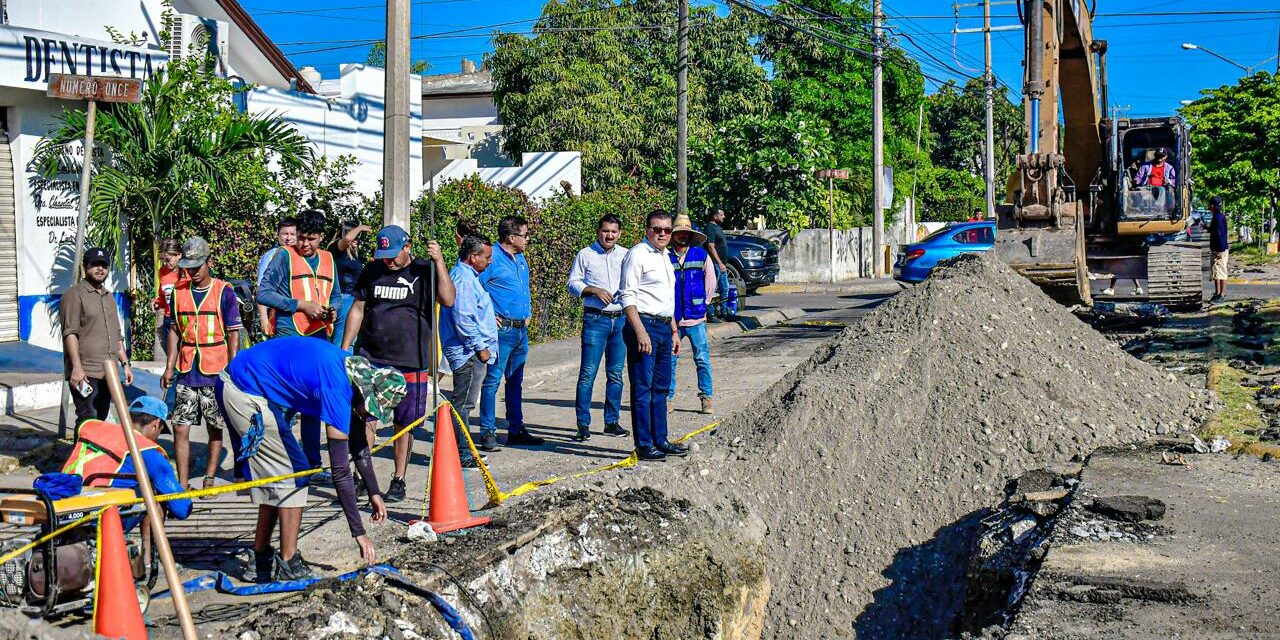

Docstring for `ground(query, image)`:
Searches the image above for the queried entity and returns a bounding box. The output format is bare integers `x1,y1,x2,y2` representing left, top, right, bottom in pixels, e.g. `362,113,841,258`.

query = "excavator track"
1145,242,1204,310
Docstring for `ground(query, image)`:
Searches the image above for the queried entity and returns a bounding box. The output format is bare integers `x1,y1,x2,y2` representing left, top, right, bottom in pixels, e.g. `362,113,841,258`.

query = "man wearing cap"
1136,148,1176,209
218,337,398,581
667,214,717,415
60,248,132,425
341,225,455,503
479,215,544,449
61,395,192,521
619,210,689,462
161,236,242,491
566,214,629,441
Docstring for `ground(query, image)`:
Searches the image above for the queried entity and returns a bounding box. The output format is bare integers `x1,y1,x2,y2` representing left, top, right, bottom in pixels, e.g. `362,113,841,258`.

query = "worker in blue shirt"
440,234,500,463
477,216,544,450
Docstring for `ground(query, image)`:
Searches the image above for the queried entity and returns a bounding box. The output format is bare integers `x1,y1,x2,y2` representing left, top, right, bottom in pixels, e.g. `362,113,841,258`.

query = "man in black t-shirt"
703,207,731,321
341,225,455,502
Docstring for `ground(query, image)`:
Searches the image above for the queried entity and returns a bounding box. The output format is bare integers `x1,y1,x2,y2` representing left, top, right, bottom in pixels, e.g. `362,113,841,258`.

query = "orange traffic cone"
94,506,147,639
425,404,491,533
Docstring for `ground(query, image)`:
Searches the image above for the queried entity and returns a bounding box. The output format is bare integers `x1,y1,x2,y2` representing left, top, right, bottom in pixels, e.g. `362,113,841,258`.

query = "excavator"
995,0,1203,308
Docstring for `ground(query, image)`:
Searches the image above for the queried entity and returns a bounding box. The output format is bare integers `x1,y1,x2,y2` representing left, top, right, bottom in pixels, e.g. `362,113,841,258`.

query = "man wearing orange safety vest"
256,209,338,340
61,396,192,521
162,236,242,491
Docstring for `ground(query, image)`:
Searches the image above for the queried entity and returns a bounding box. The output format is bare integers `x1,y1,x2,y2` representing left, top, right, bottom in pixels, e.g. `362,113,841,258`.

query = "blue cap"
374,225,409,259
128,395,170,425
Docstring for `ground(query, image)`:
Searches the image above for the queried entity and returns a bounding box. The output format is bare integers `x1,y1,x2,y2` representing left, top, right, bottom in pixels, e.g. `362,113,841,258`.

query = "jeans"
713,263,731,318
668,322,713,400
329,293,355,347
479,326,528,437
575,312,626,427
624,316,673,450
450,354,488,454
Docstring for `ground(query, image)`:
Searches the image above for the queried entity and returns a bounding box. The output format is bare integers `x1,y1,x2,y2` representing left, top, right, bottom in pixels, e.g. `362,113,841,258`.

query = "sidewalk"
755,278,906,296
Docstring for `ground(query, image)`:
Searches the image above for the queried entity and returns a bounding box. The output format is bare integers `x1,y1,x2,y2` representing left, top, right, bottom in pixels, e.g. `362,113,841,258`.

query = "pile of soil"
630,253,1210,638
0,610,97,640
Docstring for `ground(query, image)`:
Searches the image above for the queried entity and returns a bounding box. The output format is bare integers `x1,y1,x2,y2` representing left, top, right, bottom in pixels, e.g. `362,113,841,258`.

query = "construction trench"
10,253,1276,640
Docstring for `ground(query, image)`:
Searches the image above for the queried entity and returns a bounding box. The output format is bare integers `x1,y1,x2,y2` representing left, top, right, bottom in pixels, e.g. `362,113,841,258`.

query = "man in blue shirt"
218,338,403,581
477,216,544,449
440,234,499,460
1209,195,1229,303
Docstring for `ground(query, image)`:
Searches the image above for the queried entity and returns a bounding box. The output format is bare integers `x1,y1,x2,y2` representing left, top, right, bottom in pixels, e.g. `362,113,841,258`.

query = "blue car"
893,221,996,283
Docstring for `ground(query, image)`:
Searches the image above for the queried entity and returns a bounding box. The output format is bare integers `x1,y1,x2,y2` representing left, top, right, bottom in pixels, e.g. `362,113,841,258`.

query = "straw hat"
672,213,707,244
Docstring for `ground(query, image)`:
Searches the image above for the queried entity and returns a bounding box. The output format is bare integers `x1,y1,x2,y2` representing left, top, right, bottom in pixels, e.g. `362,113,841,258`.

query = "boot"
700,397,713,415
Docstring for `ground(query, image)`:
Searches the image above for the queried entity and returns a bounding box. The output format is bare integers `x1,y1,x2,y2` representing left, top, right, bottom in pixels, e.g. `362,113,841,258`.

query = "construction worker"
217,337,400,581
1136,148,1176,208
161,236,241,491
667,214,717,415
61,396,192,521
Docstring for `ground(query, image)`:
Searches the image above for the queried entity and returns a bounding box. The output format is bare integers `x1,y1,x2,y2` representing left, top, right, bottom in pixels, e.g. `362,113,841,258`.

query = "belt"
497,316,527,329
639,312,673,324
583,307,623,318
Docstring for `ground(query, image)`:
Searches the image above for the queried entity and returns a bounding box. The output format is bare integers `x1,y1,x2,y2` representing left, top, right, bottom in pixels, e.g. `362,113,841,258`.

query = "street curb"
756,281,904,295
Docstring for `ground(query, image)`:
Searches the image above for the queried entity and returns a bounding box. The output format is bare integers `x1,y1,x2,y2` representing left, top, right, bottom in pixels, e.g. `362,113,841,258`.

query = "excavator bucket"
994,221,1092,306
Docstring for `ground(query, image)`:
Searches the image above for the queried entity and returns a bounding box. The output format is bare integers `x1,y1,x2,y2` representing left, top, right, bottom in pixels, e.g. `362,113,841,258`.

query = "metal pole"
676,0,689,215
1026,0,1044,153
61,99,98,440
383,0,411,230
102,364,197,639
829,177,835,284
429,173,438,411
910,102,924,231
872,0,885,277
983,0,996,218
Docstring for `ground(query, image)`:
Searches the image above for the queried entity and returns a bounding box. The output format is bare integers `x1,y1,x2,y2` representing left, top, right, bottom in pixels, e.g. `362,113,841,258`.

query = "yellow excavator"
996,0,1203,308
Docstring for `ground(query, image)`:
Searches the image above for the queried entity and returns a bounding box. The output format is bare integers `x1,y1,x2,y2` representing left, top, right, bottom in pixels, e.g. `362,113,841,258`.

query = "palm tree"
33,55,314,288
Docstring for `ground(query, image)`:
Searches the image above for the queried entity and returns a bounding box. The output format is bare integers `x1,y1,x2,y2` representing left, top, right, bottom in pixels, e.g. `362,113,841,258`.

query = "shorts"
172,384,226,431
216,373,310,508
1212,251,1229,281
390,368,436,428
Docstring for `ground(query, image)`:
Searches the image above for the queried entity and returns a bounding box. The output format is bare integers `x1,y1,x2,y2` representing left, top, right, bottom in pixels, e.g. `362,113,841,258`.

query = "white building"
0,0,423,352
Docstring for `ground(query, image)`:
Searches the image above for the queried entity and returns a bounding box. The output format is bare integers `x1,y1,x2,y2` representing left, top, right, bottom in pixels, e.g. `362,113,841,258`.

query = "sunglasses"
649,227,673,235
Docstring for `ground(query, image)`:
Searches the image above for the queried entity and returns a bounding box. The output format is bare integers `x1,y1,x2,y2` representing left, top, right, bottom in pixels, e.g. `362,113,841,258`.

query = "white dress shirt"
566,241,629,312
619,238,675,317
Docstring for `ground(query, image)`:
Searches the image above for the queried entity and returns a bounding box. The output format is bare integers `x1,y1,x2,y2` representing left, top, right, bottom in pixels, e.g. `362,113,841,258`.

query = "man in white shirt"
567,214,630,442
618,210,689,461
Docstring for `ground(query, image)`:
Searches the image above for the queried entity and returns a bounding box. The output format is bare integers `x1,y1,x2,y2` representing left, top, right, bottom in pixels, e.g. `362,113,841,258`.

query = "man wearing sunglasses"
618,210,690,461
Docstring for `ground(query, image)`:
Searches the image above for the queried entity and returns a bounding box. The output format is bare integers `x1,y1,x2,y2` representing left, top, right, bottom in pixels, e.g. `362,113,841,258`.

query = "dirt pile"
0,610,98,640
630,253,1210,638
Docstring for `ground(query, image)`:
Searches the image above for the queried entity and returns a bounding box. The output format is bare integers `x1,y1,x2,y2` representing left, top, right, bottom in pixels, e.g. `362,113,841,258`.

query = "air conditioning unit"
166,13,230,76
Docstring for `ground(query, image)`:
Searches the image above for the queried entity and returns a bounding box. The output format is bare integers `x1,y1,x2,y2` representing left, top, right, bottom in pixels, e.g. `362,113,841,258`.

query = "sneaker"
479,433,501,452
253,546,275,584
1209,294,1224,304
506,430,545,447
700,397,713,415
385,476,407,503
572,426,592,442
311,470,333,487
460,456,481,468
603,422,628,437
1134,286,1144,295
273,551,316,581
1101,287,1115,296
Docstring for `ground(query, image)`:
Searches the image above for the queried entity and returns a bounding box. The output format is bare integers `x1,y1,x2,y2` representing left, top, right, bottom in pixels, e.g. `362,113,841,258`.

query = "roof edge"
216,0,315,94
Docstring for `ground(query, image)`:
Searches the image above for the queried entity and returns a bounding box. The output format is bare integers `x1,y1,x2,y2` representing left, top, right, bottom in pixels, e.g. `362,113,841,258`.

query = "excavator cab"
1113,118,1189,225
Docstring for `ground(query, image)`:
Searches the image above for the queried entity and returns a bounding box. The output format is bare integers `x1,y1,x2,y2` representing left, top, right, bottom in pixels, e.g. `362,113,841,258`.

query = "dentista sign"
0,25,166,91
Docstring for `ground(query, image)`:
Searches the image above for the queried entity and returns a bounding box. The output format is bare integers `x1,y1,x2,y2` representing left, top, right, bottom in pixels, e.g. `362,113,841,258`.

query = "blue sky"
244,0,1280,117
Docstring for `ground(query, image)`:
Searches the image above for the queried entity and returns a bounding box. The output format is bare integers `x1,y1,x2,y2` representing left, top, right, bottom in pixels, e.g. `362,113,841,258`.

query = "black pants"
71,377,112,426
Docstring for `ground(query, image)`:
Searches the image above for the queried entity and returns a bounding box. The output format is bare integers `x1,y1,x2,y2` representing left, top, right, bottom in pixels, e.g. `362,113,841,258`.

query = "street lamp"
1181,42,1280,76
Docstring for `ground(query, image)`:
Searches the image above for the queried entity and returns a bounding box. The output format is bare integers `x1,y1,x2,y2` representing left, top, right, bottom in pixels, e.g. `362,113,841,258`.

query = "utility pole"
676,0,689,215
983,0,996,218
872,0,885,277
383,0,411,229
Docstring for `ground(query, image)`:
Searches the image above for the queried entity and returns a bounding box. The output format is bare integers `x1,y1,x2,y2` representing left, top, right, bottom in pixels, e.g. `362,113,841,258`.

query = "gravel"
630,253,1211,638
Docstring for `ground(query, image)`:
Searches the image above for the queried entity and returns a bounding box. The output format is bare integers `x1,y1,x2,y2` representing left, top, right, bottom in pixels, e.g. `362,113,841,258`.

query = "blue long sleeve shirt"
441,262,499,370
257,249,300,315
479,244,531,321
114,449,193,520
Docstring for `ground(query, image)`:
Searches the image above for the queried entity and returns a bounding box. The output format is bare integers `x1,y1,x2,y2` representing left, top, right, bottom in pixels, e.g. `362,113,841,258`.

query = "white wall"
423,95,497,122
247,64,424,199
434,152,582,202
6,0,166,45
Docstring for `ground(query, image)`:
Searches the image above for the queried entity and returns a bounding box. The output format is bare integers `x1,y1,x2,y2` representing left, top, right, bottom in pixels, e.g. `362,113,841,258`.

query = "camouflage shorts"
173,384,226,431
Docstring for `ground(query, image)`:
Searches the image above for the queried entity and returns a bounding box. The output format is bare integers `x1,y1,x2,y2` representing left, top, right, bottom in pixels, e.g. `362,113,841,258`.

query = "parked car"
724,233,780,294
893,221,996,283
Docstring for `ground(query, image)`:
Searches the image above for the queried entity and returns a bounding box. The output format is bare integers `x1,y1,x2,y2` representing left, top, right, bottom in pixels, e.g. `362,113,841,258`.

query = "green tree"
1181,73,1280,220
924,78,1022,179
487,0,770,191
755,0,928,224
365,41,431,74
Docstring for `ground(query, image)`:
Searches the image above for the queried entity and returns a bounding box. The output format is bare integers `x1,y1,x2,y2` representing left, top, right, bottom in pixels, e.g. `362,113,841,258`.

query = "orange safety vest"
175,279,231,376
285,246,336,336
61,420,164,487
